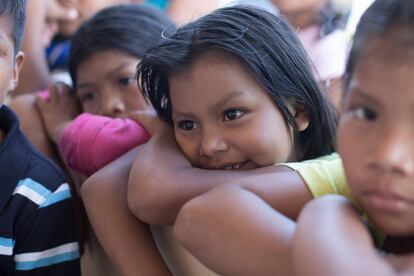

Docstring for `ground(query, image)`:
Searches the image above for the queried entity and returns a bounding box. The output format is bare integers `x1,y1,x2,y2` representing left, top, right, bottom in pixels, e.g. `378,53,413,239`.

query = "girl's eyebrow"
107,62,137,76
77,62,137,89
76,82,94,90
350,88,381,106
77,83,94,90
172,91,246,118
211,90,245,110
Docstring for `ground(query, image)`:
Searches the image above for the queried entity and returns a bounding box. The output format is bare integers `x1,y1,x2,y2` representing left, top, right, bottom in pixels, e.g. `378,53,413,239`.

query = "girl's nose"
366,128,414,176
101,94,126,117
199,130,228,158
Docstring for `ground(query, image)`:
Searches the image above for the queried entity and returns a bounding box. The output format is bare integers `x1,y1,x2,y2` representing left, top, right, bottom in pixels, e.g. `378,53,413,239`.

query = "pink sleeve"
59,113,150,176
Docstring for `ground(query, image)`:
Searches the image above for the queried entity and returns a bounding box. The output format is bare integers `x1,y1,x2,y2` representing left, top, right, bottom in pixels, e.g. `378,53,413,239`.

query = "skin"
271,0,326,29
56,0,132,37
13,50,145,154
15,0,79,96
84,52,312,274
14,0,135,95
75,50,147,117
127,52,310,225
8,93,62,163
292,36,414,276
166,0,220,26
339,42,414,236
12,50,169,274
14,0,218,95
57,0,217,35
39,50,169,274
170,53,302,170
81,147,172,276
0,15,24,140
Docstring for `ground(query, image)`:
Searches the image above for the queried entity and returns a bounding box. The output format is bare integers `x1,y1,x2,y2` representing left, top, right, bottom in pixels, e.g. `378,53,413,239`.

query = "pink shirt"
60,113,150,176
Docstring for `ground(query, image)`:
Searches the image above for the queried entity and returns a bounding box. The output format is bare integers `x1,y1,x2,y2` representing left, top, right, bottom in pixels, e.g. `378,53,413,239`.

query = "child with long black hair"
83,4,339,275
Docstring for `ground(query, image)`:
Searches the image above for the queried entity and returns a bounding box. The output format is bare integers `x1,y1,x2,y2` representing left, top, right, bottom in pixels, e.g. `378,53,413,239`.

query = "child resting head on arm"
293,0,414,275
82,5,340,275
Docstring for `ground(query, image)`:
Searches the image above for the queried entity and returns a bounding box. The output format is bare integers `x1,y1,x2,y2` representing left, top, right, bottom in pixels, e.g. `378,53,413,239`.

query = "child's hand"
35,83,82,144
128,108,166,136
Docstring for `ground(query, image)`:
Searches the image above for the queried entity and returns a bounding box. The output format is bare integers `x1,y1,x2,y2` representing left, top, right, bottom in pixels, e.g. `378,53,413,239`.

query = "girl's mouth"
223,161,248,171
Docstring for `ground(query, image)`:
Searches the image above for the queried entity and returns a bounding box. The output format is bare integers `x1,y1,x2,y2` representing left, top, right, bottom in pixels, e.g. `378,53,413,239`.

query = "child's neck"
384,236,414,254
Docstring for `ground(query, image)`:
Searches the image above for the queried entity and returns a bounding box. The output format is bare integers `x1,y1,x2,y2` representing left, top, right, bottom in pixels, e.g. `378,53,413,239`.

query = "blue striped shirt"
0,105,80,275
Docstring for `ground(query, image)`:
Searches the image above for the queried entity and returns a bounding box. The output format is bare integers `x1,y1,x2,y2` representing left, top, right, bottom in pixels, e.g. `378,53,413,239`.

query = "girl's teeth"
224,163,241,170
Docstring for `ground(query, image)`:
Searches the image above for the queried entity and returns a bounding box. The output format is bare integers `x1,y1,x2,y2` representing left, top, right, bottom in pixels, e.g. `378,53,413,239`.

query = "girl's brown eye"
353,107,377,121
178,120,197,130
224,109,244,121
118,76,135,87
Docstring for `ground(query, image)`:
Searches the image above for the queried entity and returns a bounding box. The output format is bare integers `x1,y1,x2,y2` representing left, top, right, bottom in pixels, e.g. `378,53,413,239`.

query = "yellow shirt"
280,153,385,247
280,153,353,202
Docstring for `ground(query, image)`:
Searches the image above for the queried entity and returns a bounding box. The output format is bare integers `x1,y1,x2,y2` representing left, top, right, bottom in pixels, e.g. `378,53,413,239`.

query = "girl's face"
76,50,147,118
270,0,325,15
57,0,131,36
338,41,414,236
169,52,309,170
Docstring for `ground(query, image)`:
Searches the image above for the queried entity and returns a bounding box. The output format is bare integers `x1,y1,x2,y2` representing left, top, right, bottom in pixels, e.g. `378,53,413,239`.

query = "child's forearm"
127,128,312,225
174,184,297,276
292,195,395,276
81,148,172,276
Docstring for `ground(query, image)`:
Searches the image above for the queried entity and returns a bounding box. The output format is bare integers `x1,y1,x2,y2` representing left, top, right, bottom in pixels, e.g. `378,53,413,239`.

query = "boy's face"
0,17,24,105
338,41,414,236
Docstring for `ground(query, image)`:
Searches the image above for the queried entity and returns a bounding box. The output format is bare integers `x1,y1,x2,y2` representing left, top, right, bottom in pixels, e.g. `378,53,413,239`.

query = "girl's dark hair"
139,5,337,160
345,0,414,90
69,4,176,88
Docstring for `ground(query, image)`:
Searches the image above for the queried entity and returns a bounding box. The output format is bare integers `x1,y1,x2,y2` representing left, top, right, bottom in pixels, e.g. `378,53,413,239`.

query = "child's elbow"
173,192,219,253
127,176,164,224
81,172,110,210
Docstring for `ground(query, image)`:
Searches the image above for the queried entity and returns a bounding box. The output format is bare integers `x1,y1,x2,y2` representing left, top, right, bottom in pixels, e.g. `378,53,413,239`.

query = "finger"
47,84,62,103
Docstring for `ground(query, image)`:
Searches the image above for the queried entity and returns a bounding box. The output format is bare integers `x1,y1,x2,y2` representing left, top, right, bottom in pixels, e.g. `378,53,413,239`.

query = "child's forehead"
358,33,414,68
171,50,250,79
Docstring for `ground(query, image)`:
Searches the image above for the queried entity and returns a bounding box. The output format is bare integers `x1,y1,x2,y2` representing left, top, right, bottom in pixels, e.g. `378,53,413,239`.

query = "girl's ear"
290,101,309,132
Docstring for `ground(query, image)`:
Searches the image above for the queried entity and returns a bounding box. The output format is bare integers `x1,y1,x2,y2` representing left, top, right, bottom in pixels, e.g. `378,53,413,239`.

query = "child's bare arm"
127,126,312,225
35,84,81,144
8,93,61,163
81,147,172,276
292,195,409,276
173,184,297,276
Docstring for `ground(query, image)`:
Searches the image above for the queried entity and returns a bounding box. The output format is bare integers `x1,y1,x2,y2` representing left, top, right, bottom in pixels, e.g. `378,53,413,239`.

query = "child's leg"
81,147,172,276
174,184,296,276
